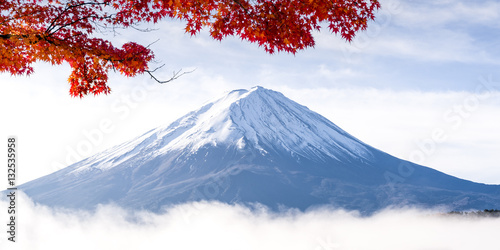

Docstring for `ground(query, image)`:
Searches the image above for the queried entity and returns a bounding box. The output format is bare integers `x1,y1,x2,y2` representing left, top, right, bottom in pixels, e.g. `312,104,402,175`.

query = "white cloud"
315,0,500,64
367,30,485,63
393,0,500,28
0,193,498,250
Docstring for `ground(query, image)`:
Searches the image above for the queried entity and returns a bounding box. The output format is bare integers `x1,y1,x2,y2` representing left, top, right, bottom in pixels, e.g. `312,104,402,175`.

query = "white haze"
1,193,498,250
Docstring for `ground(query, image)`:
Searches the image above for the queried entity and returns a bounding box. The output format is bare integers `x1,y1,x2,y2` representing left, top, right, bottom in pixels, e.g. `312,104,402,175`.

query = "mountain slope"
18,86,500,213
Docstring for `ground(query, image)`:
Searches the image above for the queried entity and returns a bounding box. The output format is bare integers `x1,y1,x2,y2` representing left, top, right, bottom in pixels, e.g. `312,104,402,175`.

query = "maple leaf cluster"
0,0,380,97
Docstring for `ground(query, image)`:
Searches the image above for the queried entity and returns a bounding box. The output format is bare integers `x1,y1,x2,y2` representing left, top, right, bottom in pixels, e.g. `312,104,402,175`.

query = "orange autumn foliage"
0,0,380,97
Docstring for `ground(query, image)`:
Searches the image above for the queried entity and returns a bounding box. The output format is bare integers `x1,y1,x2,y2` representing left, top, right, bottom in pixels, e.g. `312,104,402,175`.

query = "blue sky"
1,0,500,187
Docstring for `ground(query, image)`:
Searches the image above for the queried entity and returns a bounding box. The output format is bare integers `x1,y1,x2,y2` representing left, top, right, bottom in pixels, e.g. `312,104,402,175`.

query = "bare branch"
130,25,159,33
145,65,195,84
146,39,160,49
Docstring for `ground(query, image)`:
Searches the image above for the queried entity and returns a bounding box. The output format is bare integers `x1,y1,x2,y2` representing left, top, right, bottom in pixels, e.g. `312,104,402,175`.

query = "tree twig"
145,65,195,84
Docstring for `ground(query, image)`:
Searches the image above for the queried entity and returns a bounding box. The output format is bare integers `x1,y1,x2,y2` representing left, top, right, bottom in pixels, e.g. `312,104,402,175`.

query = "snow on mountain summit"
151,86,373,162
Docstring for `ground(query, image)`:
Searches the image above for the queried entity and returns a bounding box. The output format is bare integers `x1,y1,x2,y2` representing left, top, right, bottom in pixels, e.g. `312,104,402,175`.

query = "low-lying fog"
1,192,498,250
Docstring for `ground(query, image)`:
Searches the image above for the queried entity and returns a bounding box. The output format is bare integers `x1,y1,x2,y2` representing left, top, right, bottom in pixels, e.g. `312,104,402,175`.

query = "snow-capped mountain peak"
18,86,500,214
149,86,373,162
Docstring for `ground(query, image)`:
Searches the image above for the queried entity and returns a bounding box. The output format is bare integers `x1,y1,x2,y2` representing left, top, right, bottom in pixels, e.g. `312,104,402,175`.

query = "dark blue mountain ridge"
17,86,500,214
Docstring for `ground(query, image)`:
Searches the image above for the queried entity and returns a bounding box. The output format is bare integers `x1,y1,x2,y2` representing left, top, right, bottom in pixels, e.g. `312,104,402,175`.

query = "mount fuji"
18,86,500,214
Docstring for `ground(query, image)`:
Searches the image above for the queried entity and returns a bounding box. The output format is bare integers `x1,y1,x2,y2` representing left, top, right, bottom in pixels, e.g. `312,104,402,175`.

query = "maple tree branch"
231,0,249,12
0,33,47,45
47,13,106,35
2,0,380,97
130,25,159,33
145,65,195,84
45,1,109,34
0,17,14,26
146,39,160,49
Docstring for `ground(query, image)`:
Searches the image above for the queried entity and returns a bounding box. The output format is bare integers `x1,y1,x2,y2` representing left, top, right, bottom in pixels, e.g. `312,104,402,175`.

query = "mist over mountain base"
1,192,498,250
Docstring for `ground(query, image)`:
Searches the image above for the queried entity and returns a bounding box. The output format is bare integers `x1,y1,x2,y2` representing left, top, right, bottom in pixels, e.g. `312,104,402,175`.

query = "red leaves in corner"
0,0,380,97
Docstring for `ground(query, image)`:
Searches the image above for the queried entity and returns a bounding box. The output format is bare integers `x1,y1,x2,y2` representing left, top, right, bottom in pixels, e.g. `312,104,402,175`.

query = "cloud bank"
1,193,498,250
